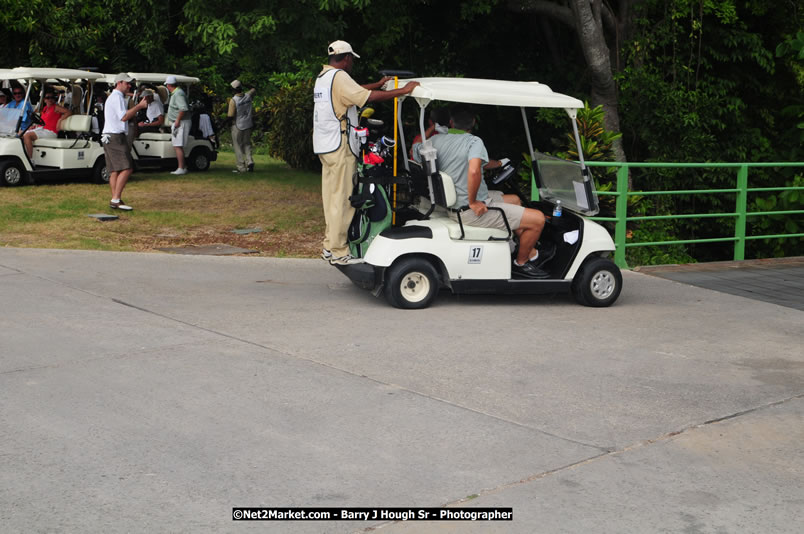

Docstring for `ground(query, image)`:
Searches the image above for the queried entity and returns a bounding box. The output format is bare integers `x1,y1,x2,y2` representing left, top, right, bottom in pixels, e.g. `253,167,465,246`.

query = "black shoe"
247,163,254,172
529,241,556,268
512,261,549,279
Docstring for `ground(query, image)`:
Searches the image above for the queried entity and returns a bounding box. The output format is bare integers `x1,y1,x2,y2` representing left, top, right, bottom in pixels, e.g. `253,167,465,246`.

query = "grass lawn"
0,152,325,257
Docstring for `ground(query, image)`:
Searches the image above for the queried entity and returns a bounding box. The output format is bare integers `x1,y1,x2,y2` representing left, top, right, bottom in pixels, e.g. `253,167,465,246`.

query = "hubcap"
590,270,616,300
195,154,208,169
5,166,21,185
400,271,430,303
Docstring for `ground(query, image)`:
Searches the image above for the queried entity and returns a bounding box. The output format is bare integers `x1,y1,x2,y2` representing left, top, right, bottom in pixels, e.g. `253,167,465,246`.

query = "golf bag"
347,180,392,258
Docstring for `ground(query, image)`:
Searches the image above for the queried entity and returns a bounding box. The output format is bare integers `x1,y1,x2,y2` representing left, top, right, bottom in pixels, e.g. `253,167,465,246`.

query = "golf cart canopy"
9,67,103,82
392,77,598,216
126,73,199,84
396,77,583,116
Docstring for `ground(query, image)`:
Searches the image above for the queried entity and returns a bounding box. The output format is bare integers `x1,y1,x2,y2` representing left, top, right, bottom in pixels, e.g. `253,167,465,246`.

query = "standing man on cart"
313,40,419,266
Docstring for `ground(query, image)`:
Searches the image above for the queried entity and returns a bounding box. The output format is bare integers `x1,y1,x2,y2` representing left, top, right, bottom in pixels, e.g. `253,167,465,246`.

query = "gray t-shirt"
413,132,489,208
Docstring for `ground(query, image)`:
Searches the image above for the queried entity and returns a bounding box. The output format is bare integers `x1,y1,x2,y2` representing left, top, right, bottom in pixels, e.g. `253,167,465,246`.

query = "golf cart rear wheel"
92,158,109,184
188,147,211,171
573,257,622,307
0,160,25,186
384,257,439,309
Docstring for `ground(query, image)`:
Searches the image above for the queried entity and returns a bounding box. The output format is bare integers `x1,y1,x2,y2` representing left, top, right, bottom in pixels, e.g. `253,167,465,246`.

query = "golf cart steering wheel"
488,158,518,186
18,112,45,137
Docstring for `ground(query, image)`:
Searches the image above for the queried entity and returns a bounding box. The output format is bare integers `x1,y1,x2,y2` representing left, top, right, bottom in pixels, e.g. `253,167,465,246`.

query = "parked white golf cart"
337,77,623,309
0,67,107,186
95,72,217,174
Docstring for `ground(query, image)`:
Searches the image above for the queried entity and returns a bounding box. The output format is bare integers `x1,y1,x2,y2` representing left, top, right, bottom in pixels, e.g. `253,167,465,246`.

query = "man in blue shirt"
7,84,34,135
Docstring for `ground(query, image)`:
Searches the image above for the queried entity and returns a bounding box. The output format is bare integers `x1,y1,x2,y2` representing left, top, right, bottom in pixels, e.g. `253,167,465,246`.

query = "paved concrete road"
1,249,802,533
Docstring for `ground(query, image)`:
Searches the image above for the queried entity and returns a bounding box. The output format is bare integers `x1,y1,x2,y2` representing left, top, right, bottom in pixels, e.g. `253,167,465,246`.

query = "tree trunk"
569,0,626,163
507,0,627,163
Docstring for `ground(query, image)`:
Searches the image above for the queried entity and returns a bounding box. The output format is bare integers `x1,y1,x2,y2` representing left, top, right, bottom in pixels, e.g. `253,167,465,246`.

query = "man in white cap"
102,73,149,211
313,40,419,265
165,75,190,175
227,79,256,173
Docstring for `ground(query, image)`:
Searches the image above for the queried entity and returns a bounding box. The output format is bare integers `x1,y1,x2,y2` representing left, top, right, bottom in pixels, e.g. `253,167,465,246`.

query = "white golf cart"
337,77,623,309
0,67,107,186
96,72,217,173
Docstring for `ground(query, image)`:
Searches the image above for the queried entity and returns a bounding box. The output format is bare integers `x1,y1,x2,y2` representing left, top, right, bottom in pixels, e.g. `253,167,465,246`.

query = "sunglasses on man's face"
13,92,23,96
45,96,55,100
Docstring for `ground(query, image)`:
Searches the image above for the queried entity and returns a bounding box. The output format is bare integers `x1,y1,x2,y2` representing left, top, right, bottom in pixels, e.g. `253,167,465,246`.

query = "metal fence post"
734,165,748,261
614,165,629,269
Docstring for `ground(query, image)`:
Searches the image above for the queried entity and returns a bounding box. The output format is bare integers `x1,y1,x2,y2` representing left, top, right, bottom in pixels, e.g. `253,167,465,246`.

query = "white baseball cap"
231,79,242,89
114,73,134,83
327,40,360,58
165,75,177,85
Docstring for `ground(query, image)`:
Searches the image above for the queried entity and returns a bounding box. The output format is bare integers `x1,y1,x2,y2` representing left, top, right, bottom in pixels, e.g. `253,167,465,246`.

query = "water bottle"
552,200,562,218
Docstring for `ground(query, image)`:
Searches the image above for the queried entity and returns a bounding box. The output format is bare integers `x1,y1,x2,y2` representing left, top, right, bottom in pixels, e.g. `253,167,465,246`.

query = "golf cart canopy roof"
95,73,199,85
8,67,103,81
397,77,583,112
127,73,199,84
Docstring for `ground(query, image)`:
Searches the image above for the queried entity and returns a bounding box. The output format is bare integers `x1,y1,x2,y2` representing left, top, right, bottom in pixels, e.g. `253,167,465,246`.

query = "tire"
384,257,440,309
572,257,622,307
0,160,26,187
92,157,109,184
187,147,211,171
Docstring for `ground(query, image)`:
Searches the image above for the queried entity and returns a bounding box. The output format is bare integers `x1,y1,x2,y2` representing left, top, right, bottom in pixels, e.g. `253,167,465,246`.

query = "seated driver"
412,105,555,279
23,89,71,161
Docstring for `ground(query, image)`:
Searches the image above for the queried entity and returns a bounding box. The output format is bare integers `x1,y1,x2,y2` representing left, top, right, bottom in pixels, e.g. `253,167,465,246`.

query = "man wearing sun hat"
102,73,149,211
313,40,420,265
228,79,256,173
165,75,191,175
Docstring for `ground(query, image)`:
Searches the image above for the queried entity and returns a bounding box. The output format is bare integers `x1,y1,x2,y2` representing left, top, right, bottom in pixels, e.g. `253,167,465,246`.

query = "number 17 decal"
468,245,483,264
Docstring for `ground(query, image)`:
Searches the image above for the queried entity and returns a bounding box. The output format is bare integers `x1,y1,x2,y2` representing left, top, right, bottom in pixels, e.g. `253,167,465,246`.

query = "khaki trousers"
319,141,357,257
232,126,253,172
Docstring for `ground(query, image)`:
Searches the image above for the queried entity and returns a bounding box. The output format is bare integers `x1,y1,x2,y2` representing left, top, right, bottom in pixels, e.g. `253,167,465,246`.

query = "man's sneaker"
171,168,188,175
529,241,556,268
247,163,254,172
232,169,242,174
330,254,364,266
512,260,549,279
321,248,332,261
110,200,133,211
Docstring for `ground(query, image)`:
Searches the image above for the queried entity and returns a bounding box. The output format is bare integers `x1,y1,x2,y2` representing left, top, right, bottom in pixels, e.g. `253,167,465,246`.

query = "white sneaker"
171,168,188,175
321,248,332,261
330,254,364,266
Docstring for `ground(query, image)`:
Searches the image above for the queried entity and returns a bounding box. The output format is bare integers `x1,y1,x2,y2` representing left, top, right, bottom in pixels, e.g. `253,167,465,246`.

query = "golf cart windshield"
0,107,21,136
393,77,600,216
534,152,599,215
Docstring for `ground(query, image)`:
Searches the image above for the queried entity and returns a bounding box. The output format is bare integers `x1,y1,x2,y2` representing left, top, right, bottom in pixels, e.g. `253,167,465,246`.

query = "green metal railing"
582,162,804,269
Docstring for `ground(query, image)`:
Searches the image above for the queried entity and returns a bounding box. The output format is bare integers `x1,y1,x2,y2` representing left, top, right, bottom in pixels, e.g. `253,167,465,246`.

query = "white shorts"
30,127,57,139
171,119,191,147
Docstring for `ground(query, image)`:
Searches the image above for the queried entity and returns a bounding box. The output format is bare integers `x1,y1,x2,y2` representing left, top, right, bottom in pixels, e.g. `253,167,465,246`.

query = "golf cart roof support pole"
520,107,535,161
521,107,539,200
392,77,399,226
569,108,589,177
397,97,409,172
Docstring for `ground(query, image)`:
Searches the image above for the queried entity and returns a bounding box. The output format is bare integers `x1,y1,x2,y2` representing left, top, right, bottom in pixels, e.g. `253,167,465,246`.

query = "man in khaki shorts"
102,73,148,211
413,105,555,279
165,75,191,175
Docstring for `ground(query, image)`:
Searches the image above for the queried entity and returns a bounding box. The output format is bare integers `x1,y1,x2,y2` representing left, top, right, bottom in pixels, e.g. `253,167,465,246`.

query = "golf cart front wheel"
573,257,622,307
384,257,439,309
0,160,25,186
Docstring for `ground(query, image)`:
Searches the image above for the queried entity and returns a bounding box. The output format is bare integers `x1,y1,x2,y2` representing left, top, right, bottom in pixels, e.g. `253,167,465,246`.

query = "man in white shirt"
103,73,148,211
136,88,164,132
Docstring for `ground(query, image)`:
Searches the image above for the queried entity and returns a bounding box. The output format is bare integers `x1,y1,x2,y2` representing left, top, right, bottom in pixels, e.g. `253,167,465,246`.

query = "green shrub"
265,78,320,172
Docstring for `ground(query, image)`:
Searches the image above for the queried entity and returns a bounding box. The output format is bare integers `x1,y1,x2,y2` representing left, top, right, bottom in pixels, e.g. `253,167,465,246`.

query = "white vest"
313,69,360,156
233,92,254,130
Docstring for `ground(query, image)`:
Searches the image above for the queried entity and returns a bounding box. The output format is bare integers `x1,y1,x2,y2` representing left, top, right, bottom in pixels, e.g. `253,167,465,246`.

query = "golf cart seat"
138,132,172,141
426,170,510,241
34,115,93,148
